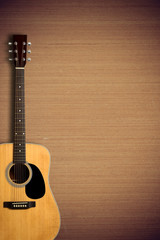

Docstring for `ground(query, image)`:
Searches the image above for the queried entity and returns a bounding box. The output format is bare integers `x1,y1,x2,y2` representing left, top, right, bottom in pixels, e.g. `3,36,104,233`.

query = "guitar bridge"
3,201,36,209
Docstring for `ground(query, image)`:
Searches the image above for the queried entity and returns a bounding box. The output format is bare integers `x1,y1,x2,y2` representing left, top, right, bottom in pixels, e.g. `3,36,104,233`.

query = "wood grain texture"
0,0,160,239
0,143,60,240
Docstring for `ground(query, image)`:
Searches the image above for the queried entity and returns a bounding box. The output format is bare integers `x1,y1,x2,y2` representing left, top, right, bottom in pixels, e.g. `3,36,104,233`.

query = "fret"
14,138,25,140
13,155,26,157
14,134,25,136
14,144,25,147
14,141,25,142
14,129,25,131
14,149,25,150
15,146,25,150
13,161,26,163
14,140,25,142
13,153,25,155
15,91,25,93
14,130,25,132
14,139,25,143
14,143,25,145
13,154,25,156
15,112,24,117
13,159,25,163
13,159,26,161
14,149,25,151
14,134,25,135
14,154,26,155
13,160,26,162
14,139,25,141
14,133,25,134
14,151,25,152
14,153,26,155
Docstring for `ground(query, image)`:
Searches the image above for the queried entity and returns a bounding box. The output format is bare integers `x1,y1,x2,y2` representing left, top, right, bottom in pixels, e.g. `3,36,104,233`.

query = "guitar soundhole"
8,163,32,185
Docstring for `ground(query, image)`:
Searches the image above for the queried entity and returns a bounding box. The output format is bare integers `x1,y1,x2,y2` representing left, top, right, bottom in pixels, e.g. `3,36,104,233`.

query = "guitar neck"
13,68,26,163
8,34,31,163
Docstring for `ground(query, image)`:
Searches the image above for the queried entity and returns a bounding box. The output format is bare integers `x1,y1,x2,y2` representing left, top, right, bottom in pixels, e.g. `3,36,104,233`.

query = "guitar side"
0,143,60,240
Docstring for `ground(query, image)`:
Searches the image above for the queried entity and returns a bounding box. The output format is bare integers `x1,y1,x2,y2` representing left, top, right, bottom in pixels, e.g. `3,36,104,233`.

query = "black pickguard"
25,164,45,199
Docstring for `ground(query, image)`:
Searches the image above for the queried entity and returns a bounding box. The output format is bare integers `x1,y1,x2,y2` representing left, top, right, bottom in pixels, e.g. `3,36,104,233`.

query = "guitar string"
20,44,23,201
14,64,16,202
14,42,27,203
15,67,25,202
15,60,17,201
15,56,18,202
18,68,24,201
22,43,27,198
20,45,24,201
22,43,26,196
16,51,18,202
16,68,21,201
16,45,19,202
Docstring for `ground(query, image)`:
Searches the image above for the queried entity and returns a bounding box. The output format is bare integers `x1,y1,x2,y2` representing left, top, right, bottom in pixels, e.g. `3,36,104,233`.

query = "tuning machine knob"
9,58,13,61
27,50,31,53
27,58,31,61
8,42,13,45
9,50,13,53
28,42,31,46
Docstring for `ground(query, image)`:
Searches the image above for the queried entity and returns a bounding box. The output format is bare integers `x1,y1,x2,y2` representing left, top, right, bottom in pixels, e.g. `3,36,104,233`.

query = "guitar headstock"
8,35,31,68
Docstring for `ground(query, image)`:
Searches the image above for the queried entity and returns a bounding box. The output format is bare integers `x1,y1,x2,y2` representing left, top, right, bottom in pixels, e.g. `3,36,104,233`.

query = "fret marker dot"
15,133,17,135
19,110,21,112
23,133,25,135
19,150,21,152
19,98,21,101
19,86,21,88
19,144,21,146
19,120,21,122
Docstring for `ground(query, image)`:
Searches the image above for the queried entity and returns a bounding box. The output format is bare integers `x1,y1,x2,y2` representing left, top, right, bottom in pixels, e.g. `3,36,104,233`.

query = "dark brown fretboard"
13,68,26,163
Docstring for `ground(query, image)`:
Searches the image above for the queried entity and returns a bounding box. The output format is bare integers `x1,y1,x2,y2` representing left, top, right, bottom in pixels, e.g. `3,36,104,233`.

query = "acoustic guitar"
0,35,60,240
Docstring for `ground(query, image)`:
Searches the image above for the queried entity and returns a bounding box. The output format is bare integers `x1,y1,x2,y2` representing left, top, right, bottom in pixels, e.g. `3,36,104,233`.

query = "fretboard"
13,68,26,163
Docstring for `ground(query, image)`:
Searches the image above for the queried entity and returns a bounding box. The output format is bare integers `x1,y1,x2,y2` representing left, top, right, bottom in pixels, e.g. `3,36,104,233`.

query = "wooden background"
0,0,160,239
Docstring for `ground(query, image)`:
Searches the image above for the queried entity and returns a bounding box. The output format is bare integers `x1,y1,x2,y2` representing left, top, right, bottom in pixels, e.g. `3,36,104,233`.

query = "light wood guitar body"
0,143,60,240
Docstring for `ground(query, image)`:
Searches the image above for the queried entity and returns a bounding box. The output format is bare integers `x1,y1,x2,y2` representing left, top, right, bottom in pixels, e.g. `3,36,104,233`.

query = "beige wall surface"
0,0,160,239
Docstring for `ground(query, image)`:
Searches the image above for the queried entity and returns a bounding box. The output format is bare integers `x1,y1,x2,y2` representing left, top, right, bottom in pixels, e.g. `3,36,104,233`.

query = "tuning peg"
28,42,31,46
9,58,13,61
27,58,31,61
27,50,31,53
9,50,13,53
8,42,13,45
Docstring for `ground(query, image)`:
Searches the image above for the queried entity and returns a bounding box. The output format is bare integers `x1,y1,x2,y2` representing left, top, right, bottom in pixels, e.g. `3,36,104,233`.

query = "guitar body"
0,143,60,240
